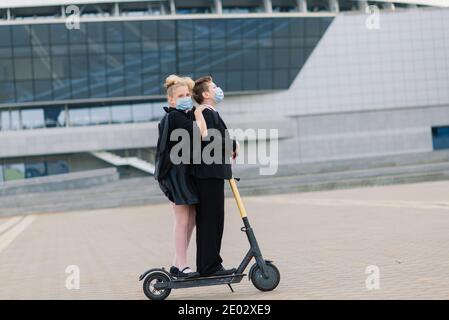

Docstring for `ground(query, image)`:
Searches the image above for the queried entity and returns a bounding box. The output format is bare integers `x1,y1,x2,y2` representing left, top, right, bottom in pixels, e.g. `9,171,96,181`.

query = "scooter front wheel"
143,271,172,300
250,262,280,292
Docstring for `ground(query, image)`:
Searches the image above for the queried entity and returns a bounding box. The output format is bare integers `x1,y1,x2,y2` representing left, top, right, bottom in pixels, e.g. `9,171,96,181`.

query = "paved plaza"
1,180,449,300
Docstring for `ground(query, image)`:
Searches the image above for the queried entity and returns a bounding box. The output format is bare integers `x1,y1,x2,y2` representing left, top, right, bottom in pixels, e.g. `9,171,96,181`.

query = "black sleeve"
202,108,216,130
215,113,237,152
171,111,194,136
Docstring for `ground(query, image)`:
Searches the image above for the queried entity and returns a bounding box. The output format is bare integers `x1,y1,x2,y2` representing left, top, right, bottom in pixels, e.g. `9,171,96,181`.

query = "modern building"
0,0,448,183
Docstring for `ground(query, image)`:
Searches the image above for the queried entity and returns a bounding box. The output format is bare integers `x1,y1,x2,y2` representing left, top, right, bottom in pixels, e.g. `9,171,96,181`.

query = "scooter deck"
154,273,246,290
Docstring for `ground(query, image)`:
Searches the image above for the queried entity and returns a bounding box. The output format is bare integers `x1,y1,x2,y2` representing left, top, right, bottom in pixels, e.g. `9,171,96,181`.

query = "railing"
0,0,433,24
90,151,155,174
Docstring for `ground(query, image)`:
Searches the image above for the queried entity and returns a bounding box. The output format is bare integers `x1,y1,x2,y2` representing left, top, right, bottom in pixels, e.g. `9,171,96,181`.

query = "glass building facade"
0,16,333,183
0,17,333,105
0,101,166,131
432,126,449,150
0,148,156,183
0,156,69,182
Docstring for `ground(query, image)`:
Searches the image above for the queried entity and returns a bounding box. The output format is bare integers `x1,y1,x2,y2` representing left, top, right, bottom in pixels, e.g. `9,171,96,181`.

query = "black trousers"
194,178,225,275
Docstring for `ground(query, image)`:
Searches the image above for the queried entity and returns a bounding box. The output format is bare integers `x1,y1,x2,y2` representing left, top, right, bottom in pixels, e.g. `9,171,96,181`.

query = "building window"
432,126,449,150
111,104,132,124
22,108,45,129
3,162,25,181
44,106,66,128
0,17,332,104
47,159,69,175
10,110,20,130
0,157,69,182
69,107,91,126
176,7,212,14
132,103,153,122
0,109,10,130
90,106,111,125
25,161,47,178
1,107,67,130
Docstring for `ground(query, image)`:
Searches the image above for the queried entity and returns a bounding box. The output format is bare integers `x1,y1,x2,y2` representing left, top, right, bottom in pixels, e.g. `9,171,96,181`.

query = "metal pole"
297,0,307,13
329,0,339,12
169,0,176,15
264,0,273,13
357,0,369,11
214,0,223,14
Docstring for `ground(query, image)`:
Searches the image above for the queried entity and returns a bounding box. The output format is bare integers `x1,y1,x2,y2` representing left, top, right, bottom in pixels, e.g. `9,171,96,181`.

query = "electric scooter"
139,178,280,300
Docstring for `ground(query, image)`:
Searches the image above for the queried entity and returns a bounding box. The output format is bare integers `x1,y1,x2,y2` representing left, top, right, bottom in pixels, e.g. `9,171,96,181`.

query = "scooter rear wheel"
143,271,172,300
251,262,280,292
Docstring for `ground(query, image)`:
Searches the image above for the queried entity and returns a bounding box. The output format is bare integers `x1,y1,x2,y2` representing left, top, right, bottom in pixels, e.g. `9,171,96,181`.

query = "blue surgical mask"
213,87,224,104
175,96,193,111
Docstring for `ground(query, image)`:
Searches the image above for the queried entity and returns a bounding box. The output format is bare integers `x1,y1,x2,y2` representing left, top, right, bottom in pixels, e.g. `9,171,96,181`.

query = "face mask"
175,96,193,111
213,87,224,104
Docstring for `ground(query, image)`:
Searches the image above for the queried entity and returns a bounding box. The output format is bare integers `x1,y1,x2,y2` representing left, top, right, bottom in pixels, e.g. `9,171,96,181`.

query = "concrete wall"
0,114,295,159
0,122,159,158
295,105,449,162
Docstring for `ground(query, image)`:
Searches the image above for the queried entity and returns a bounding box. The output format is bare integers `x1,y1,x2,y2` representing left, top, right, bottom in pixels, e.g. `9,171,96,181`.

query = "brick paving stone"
0,180,449,299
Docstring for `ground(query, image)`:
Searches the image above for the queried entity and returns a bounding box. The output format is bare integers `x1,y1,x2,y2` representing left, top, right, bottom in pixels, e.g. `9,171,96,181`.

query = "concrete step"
4,159,442,209
0,168,119,196
233,150,449,179
2,157,449,216
235,161,449,188
233,171,449,196
1,169,448,217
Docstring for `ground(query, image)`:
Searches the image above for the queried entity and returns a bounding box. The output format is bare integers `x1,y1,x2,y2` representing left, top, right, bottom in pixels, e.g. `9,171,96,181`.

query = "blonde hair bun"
164,74,183,89
164,74,195,96
183,77,195,91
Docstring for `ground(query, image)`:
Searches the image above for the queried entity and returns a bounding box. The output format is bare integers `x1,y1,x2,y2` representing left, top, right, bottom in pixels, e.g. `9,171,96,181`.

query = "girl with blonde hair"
154,75,207,278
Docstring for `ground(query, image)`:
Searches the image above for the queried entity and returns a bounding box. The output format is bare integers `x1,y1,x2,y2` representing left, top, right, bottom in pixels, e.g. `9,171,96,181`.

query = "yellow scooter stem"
228,178,247,218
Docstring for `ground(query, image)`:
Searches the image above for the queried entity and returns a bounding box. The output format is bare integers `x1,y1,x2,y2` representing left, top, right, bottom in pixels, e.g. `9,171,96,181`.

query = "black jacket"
191,108,237,180
154,107,198,180
154,107,200,205
154,108,171,181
